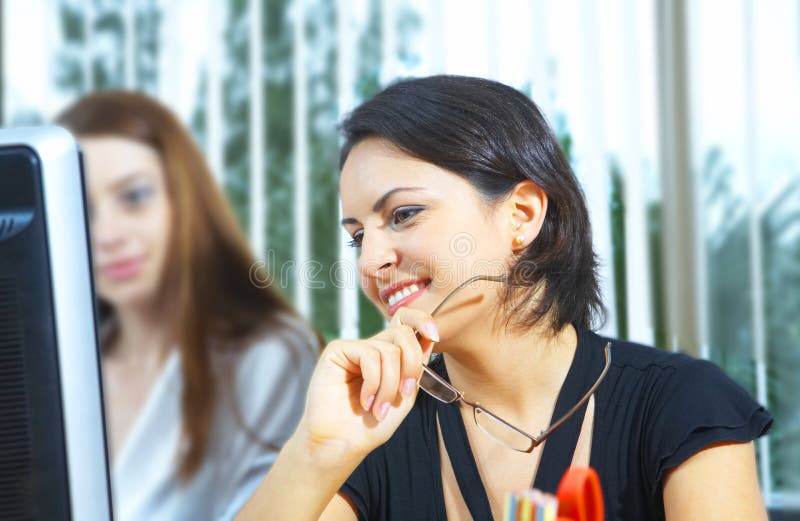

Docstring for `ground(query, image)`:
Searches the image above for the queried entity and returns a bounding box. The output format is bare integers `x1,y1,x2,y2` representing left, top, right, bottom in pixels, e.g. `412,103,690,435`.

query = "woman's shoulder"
228,312,319,366
597,333,696,373
589,331,757,405
587,331,772,493
589,333,746,397
215,313,319,412
587,330,772,438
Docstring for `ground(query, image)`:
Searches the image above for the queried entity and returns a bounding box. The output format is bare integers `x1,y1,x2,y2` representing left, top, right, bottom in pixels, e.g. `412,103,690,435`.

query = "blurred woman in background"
58,92,318,521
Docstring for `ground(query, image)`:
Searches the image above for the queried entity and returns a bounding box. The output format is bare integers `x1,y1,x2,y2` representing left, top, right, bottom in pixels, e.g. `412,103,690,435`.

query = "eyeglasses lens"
419,369,459,404
473,407,534,452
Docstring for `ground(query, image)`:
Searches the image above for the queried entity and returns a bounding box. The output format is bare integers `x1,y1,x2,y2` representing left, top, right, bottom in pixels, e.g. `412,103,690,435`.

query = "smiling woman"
241,75,772,521
56,92,319,521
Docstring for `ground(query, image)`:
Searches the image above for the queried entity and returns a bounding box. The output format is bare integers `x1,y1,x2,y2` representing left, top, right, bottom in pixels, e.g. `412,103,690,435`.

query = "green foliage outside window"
762,180,800,492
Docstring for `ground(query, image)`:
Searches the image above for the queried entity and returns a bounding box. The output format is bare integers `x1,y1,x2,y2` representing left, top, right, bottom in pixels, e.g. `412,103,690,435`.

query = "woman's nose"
90,206,126,251
357,231,398,279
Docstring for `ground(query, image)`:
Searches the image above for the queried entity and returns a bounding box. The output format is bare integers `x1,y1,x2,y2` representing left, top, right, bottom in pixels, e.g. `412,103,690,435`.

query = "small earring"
513,235,525,246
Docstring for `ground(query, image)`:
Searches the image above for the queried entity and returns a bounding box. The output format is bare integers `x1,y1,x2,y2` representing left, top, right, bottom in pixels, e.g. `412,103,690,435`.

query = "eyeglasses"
417,274,612,453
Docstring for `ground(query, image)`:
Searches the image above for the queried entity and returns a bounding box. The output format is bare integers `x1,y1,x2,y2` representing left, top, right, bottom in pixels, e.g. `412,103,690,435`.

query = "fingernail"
422,323,440,342
401,378,417,397
364,394,375,412
378,401,391,421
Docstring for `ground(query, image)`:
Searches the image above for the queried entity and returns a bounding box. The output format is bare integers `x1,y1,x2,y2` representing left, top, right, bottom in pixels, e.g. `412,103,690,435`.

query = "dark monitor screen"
0,127,112,520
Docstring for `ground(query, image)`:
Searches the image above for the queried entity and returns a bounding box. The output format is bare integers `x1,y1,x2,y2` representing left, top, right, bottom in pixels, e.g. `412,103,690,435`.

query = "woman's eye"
121,185,155,207
347,230,363,249
391,206,423,226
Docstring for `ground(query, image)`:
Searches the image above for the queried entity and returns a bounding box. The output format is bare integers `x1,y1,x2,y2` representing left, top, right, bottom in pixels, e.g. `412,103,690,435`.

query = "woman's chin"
98,286,158,312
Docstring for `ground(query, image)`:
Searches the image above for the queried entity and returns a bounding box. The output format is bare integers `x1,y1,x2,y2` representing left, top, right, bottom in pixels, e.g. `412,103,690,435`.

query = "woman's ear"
506,180,548,251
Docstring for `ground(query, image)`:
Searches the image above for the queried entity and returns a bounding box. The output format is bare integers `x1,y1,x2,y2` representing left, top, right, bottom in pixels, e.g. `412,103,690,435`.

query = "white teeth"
386,283,424,307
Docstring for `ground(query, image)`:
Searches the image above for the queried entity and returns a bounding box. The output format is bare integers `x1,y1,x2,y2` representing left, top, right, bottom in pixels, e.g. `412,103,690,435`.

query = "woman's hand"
235,308,438,521
295,307,439,468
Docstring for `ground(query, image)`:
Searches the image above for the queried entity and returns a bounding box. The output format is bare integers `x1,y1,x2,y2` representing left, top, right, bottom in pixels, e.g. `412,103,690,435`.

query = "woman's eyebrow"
371,187,424,212
109,171,149,191
340,186,424,226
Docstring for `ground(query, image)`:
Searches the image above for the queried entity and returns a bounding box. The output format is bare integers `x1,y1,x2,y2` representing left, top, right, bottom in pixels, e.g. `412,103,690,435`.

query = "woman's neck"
439,321,578,420
108,304,171,367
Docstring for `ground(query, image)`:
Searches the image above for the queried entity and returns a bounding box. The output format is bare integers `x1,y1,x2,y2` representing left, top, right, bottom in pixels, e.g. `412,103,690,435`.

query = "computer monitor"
0,127,112,520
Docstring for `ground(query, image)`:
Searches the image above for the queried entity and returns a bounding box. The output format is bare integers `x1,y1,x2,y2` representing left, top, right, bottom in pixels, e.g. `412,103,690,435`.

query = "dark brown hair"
340,75,605,333
58,91,312,480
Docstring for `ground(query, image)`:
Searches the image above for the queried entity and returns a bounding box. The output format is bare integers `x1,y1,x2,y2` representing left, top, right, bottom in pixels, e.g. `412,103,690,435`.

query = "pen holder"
555,467,604,521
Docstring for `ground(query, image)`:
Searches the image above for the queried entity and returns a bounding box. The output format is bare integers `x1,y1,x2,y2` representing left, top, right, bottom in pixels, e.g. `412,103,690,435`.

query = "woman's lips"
100,257,145,282
387,282,430,316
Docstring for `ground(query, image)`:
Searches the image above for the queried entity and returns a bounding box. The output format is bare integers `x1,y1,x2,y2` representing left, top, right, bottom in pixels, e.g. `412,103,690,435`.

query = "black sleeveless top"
340,330,772,521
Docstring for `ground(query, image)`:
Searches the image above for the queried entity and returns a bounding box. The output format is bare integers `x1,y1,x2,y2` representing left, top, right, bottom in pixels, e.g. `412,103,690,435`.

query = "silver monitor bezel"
0,126,112,521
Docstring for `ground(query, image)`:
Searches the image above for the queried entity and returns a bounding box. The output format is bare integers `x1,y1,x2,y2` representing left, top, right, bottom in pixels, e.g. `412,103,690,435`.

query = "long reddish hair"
57,91,309,480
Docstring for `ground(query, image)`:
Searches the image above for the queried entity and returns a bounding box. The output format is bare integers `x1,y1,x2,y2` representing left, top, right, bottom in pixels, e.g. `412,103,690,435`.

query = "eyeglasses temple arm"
421,273,611,452
532,342,612,445
430,274,507,317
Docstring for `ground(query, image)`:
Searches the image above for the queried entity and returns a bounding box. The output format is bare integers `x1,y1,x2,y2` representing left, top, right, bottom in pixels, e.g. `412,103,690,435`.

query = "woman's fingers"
330,339,414,420
357,346,382,413
329,306,440,421
367,340,402,420
389,306,439,343
380,306,438,362
387,325,424,392
367,325,428,417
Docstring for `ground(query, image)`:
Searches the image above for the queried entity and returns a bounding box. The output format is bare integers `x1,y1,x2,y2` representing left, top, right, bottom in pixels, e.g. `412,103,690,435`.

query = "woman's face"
81,135,172,311
340,138,515,343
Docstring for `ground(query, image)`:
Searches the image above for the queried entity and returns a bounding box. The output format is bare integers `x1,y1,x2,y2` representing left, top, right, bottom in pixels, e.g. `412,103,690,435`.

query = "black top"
340,330,773,521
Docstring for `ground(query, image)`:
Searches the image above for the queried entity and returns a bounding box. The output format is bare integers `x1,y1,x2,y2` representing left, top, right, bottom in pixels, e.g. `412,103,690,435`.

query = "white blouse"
111,316,317,521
